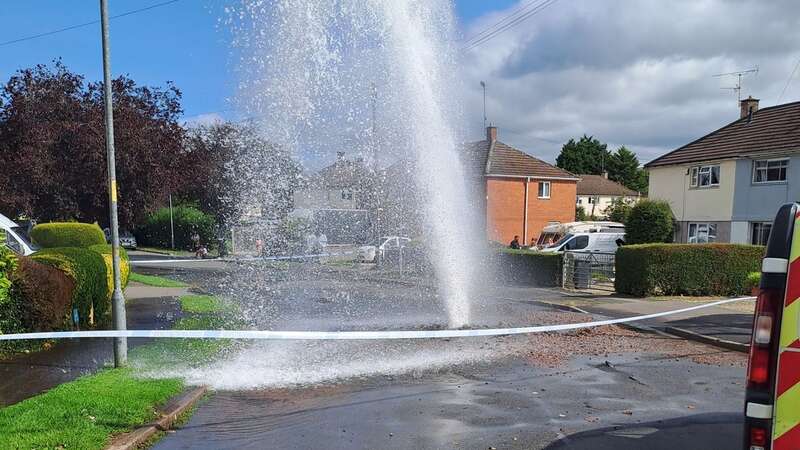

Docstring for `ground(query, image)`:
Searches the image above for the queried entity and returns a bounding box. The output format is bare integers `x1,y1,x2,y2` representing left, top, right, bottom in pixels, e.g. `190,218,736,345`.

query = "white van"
539,231,624,254
535,221,624,248
0,214,38,255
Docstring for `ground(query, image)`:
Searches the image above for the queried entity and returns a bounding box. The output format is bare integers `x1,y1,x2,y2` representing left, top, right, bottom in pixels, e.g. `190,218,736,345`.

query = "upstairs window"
341,189,353,201
690,165,720,188
538,181,551,199
753,159,788,183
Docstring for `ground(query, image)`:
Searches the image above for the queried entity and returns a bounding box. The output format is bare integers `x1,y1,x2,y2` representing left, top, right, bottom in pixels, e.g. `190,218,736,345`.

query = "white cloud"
461,0,800,163
182,112,226,128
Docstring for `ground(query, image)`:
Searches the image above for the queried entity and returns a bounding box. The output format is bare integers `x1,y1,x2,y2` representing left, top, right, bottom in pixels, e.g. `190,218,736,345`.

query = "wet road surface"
141,260,747,449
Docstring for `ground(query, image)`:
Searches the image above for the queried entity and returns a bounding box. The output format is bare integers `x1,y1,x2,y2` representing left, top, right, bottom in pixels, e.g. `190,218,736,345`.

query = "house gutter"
486,174,580,181
523,177,530,244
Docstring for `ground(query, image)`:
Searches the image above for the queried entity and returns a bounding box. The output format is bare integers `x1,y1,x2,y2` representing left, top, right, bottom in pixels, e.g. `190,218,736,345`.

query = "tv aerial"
713,67,759,101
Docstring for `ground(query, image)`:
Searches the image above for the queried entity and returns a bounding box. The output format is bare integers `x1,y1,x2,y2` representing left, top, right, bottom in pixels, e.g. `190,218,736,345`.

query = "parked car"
535,221,624,249
539,231,624,254
119,231,137,250
358,236,411,262
0,213,38,256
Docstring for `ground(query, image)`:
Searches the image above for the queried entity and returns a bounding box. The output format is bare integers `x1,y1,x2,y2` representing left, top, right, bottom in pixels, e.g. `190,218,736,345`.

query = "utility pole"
169,192,175,249
370,82,377,172
100,0,127,367
480,81,487,130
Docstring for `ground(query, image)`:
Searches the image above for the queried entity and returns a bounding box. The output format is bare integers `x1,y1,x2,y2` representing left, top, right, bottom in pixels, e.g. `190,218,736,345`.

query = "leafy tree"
182,122,299,227
0,61,186,228
607,146,648,194
625,200,675,244
604,198,633,224
575,205,587,221
556,135,611,175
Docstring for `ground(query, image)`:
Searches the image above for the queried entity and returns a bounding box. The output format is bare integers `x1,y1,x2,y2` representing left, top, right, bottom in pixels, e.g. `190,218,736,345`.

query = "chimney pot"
336,151,346,161
486,125,498,142
740,96,759,120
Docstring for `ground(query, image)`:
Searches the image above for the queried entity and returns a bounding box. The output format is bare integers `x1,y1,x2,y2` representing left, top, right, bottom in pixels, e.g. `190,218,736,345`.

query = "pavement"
0,283,187,406
533,293,755,347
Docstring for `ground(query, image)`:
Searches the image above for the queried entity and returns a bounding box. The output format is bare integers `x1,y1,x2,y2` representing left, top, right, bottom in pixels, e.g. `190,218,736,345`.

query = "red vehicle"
744,203,800,450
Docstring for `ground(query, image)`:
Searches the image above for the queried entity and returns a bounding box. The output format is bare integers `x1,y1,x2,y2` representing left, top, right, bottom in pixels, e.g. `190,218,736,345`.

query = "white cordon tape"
0,297,755,342
130,252,352,265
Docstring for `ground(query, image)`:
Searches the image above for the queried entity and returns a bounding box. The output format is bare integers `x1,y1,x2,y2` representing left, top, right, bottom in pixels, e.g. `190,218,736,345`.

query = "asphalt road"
130,257,747,450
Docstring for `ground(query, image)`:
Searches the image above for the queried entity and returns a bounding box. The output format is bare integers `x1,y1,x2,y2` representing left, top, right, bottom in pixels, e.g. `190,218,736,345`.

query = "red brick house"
464,127,579,246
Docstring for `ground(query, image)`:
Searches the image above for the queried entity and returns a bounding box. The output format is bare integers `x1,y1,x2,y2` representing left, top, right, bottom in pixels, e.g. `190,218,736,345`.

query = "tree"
625,200,674,244
607,146,648,194
575,205,587,221
604,198,633,224
556,135,611,175
0,61,187,228
182,122,300,227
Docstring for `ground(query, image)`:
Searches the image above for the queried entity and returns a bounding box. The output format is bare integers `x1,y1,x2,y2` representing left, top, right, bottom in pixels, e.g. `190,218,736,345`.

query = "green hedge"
498,249,562,287
31,223,107,248
32,248,109,326
0,234,21,336
88,244,130,294
135,205,215,250
615,243,764,297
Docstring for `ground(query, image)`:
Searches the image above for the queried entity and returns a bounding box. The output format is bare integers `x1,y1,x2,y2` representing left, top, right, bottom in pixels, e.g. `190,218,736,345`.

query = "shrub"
10,257,75,332
88,244,130,293
745,271,761,293
605,198,633,224
615,243,764,297
0,234,21,335
31,223,107,248
575,206,587,221
32,248,108,326
625,200,675,244
497,249,562,287
135,205,215,250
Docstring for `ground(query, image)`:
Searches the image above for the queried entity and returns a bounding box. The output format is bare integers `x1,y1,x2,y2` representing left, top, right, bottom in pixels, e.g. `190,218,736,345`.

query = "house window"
753,159,788,183
690,165,720,188
587,197,596,204
341,189,353,201
538,181,550,199
576,198,583,205
688,223,717,243
751,222,772,246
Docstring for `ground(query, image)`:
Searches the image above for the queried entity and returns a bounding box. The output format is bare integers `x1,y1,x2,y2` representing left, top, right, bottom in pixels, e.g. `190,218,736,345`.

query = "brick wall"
485,177,576,245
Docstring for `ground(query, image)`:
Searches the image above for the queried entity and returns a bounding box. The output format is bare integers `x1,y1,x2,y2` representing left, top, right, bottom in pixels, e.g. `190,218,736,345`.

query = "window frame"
687,222,717,244
689,164,720,188
750,222,772,246
752,158,789,184
538,181,551,199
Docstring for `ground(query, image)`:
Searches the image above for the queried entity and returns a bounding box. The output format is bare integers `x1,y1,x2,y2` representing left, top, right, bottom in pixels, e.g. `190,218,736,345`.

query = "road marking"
0,296,755,342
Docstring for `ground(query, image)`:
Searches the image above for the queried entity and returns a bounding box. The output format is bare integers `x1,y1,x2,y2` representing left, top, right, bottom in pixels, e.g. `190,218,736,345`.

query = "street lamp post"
100,0,127,367
480,81,487,130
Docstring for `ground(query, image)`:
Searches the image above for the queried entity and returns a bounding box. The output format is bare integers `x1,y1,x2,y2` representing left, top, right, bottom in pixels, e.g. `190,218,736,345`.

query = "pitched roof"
577,174,639,196
313,157,370,188
465,139,578,179
646,101,800,168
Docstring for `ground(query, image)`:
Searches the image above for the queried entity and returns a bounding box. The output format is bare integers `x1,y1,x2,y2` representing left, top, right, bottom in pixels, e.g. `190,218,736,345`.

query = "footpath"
0,283,188,406
536,293,755,351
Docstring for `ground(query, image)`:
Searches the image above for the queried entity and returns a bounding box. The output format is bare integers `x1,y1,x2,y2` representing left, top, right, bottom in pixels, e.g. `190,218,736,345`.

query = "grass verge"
0,368,183,450
129,272,188,288
180,294,224,314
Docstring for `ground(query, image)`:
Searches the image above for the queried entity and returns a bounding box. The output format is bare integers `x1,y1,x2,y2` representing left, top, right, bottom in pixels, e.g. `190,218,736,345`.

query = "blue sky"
0,1,514,122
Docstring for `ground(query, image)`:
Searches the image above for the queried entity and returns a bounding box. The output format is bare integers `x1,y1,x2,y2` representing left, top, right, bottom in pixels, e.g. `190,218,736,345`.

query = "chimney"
336,151,346,161
740,96,759,120
486,125,497,142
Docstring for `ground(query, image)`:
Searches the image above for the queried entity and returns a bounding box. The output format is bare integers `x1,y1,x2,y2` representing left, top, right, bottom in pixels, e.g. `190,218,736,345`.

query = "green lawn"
130,315,239,368
179,294,224,314
0,369,183,450
129,272,188,288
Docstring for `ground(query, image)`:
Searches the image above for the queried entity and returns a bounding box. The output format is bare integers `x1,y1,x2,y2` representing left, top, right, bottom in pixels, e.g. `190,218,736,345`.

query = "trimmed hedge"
615,243,764,297
135,205,215,250
498,249,562,287
31,223,107,248
88,244,130,294
32,248,109,326
10,257,75,332
0,236,21,335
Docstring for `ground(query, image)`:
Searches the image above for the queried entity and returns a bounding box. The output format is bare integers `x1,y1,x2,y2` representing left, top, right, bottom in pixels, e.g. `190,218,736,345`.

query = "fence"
562,251,616,293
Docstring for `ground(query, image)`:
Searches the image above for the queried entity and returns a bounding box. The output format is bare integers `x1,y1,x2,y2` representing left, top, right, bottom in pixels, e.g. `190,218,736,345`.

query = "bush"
605,198,632,224
32,248,109,326
0,234,21,335
575,206,587,221
625,200,674,244
497,249,562,287
10,257,75,332
88,244,130,294
615,243,764,297
135,205,215,250
31,222,107,248
745,271,761,293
